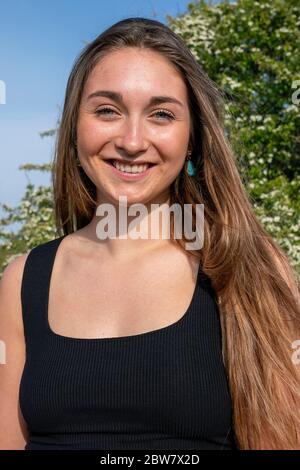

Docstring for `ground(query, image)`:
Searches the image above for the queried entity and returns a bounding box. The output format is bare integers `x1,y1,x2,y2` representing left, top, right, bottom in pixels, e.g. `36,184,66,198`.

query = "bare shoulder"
0,253,29,323
0,253,30,293
1,252,29,283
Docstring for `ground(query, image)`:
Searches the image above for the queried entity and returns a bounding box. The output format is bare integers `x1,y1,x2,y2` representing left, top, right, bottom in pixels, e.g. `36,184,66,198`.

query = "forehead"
82,48,188,102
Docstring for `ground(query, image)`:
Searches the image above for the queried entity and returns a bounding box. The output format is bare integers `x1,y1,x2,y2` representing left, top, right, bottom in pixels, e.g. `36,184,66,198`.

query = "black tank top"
19,236,238,450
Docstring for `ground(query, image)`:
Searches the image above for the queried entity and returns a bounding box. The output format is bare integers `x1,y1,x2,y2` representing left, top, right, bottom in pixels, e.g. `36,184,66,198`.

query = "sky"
0,0,198,215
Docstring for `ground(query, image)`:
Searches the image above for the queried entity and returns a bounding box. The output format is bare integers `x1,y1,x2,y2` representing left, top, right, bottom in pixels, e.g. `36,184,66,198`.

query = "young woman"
0,17,299,450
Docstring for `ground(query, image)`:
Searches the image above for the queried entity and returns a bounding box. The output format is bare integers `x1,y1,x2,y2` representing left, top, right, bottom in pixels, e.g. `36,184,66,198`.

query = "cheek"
151,125,189,157
77,117,109,154
160,137,187,169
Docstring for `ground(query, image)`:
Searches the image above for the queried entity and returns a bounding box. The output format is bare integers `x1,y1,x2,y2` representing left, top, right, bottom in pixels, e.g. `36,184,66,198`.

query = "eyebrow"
86,90,184,108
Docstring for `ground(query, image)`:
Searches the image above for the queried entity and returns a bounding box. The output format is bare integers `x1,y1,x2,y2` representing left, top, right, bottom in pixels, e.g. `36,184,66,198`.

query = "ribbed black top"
19,236,237,450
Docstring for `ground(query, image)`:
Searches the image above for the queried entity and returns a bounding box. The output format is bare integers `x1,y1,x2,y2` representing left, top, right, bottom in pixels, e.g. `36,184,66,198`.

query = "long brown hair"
52,17,300,449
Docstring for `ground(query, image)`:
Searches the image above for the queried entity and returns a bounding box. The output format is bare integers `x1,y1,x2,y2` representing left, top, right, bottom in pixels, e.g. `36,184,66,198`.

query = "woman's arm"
0,254,30,449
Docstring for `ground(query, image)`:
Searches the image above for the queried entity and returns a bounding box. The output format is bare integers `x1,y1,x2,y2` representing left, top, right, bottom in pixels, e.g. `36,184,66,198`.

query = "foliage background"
1,0,299,277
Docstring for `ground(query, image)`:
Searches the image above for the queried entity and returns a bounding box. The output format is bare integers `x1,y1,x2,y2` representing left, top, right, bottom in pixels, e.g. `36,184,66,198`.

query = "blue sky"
0,0,196,213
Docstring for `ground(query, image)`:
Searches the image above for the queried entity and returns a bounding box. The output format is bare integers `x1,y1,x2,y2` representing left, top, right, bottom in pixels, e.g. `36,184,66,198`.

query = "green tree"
0,163,56,274
168,0,300,273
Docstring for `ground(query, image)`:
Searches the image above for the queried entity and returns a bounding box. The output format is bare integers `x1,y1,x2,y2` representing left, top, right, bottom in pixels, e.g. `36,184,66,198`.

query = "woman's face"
77,47,191,207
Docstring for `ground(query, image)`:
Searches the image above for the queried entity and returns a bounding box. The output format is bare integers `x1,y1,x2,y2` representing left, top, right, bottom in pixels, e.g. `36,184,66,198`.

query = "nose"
115,117,148,156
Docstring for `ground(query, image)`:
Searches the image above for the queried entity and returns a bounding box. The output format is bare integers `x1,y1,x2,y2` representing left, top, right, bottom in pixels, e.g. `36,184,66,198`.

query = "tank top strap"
21,236,66,346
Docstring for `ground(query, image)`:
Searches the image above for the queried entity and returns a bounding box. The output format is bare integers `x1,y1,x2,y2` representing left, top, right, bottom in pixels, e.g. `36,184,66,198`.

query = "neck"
80,194,177,261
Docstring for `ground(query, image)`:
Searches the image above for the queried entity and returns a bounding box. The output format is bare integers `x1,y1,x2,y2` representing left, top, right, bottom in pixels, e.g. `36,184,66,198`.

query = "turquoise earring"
186,150,196,176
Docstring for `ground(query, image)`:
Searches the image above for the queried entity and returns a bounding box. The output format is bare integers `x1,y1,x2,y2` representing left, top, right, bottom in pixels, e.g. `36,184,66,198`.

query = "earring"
186,149,195,176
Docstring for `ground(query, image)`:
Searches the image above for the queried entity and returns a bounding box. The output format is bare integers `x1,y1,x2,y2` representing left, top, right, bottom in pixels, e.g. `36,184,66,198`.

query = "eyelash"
95,106,175,120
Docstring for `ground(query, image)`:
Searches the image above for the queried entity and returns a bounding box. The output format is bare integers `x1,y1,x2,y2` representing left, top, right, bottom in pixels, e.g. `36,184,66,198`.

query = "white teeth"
113,161,150,173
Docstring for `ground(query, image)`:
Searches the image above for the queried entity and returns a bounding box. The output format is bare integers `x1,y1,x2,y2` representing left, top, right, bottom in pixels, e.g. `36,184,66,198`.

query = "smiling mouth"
105,159,156,174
